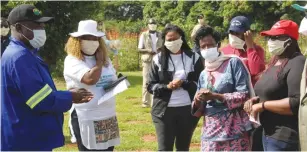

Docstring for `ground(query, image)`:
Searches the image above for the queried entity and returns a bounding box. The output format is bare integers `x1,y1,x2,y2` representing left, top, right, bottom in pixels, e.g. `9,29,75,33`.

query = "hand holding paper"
250,103,263,127
98,79,130,105
249,112,261,128
244,97,262,127
97,74,130,105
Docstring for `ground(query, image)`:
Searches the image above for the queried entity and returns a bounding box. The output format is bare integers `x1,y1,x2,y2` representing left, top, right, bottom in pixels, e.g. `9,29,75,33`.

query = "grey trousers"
152,105,199,151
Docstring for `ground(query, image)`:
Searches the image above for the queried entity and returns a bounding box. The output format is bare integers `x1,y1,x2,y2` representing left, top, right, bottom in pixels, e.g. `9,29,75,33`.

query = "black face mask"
149,30,156,34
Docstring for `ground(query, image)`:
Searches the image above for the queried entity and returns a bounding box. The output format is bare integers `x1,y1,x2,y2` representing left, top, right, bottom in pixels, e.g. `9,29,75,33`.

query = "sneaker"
142,104,150,108
71,136,77,143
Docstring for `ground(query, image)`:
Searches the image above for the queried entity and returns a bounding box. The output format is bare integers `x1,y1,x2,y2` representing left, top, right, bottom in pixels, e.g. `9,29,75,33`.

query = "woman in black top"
244,20,306,151
147,25,204,151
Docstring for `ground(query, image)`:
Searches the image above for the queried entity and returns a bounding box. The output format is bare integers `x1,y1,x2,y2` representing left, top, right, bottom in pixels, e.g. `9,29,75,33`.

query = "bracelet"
262,101,266,111
256,97,260,103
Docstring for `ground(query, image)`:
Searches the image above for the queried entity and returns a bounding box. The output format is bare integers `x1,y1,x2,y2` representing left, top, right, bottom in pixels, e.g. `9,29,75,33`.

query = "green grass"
53,71,202,151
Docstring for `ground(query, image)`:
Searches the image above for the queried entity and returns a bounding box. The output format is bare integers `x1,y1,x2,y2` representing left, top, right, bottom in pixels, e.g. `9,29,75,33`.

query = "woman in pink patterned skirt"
192,26,253,151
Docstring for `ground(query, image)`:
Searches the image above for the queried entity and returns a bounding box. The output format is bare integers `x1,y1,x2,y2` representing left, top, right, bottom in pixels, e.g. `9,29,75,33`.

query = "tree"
102,1,145,21
2,1,305,74
1,1,102,76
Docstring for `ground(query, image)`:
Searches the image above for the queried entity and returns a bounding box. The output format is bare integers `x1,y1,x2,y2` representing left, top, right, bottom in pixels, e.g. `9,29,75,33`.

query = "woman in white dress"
63,20,119,151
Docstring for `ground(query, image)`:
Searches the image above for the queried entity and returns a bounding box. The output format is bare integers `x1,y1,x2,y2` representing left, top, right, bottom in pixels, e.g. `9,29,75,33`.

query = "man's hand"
244,30,254,49
70,88,93,104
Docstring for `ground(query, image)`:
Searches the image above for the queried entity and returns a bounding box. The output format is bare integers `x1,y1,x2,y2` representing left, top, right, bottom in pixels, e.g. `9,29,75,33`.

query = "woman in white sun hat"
64,20,119,151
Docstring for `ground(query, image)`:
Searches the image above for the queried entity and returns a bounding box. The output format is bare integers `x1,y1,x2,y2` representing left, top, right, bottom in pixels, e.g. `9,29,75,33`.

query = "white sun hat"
70,20,105,37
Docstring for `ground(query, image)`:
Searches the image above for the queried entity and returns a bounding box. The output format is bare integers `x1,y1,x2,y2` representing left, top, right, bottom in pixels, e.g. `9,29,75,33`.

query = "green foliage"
117,38,141,72
142,1,304,40
1,1,38,16
105,20,145,34
1,1,102,77
2,1,307,75
101,1,145,21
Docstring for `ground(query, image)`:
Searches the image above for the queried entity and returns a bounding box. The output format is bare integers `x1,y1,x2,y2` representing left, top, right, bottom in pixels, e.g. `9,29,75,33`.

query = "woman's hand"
195,89,211,102
167,82,174,90
243,96,260,113
250,103,264,118
171,79,183,89
167,79,183,90
95,48,103,65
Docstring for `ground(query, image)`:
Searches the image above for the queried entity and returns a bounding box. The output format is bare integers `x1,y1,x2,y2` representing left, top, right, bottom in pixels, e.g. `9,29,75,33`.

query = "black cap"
8,4,53,25
197,14,204,19
148,18,157,24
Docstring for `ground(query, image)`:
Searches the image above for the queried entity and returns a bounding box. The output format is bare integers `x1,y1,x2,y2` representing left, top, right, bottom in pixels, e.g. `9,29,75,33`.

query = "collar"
183,48,193,57
10,37,47,66
10,37,39,54
149,30,156,34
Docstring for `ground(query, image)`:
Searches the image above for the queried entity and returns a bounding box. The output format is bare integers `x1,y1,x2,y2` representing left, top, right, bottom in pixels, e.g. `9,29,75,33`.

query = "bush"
115,37,141,71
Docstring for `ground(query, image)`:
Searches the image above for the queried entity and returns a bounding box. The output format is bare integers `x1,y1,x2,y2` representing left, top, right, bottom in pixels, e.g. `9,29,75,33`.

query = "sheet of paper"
249,112,261,128
97,79,130,105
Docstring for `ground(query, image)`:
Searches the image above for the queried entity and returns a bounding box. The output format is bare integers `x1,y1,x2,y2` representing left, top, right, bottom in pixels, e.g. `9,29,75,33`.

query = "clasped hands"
194,89,217,106
167,79,184,90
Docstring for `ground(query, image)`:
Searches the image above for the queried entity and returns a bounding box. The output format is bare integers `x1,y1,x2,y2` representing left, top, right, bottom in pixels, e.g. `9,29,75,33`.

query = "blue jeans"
262,133,298,151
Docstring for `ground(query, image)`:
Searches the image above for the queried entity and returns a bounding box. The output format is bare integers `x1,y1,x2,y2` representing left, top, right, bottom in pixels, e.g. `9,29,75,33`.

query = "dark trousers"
262,131,299,151
251,126,264,151
152,105,199,151
71,110,115,151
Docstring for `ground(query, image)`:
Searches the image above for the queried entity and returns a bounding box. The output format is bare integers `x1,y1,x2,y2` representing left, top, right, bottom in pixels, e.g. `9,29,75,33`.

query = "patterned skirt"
201,133,251,151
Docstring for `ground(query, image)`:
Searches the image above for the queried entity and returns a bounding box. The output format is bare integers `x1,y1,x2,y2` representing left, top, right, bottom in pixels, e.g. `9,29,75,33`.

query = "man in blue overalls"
1,4,93,151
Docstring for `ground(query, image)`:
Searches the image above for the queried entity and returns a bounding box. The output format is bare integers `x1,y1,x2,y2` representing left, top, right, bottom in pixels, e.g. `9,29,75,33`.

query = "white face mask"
229,34,245,50
200,47,219,62
198,19,204,24
148,24,157,31
20,24,47,49
267,38,291,56
1,27,9,36
81,40,99,55
299,17,307,36
164,38,183,54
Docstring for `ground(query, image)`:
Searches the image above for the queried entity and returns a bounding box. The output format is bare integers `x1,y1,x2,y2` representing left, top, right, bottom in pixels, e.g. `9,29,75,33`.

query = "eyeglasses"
267,35,289,41
229,31,240,36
